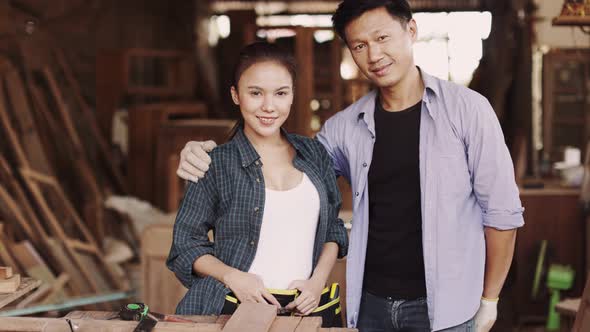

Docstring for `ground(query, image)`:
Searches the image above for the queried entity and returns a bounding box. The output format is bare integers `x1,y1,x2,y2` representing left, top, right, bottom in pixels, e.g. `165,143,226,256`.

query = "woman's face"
231,60,294,141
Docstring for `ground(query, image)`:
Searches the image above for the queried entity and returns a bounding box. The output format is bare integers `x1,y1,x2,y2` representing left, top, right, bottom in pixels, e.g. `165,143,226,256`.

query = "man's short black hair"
332,0,413,43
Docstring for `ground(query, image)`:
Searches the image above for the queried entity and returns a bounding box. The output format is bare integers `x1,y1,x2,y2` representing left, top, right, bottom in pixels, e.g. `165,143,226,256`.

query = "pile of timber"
0,38,136,311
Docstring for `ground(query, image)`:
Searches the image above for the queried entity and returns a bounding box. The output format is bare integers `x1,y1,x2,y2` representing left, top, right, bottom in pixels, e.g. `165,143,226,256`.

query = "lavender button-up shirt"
316,69,524,331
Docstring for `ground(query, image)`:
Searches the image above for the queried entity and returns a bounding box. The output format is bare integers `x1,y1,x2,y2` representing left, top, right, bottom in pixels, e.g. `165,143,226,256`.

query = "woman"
166,42,348,326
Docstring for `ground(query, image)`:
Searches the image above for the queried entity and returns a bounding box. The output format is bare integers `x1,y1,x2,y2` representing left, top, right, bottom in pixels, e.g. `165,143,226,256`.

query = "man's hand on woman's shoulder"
177,140,217,182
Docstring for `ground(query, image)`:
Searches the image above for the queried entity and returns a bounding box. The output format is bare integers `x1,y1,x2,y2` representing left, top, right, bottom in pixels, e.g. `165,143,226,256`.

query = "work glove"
474,297,497,332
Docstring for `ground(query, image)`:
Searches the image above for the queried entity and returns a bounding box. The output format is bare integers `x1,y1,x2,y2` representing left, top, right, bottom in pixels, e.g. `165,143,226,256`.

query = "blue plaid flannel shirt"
166,127,349,315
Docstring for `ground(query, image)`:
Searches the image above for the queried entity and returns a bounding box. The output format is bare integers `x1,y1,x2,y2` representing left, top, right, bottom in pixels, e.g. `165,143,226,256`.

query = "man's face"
344,7,417,89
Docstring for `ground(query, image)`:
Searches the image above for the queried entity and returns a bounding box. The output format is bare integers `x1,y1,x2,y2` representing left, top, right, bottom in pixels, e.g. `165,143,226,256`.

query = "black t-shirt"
363,97,427,300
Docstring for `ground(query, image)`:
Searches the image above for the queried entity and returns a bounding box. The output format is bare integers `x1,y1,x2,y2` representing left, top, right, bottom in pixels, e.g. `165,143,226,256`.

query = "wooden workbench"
0,308,357,331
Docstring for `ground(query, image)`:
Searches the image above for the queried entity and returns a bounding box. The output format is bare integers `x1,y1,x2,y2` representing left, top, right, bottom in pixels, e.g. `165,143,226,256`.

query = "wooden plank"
16,273,65,309
0,317,223,332
20,169,126,292
0,267,12,279
42,67,83,152
65,311,219,323
269,316,302,332
54,47,128,193
2,70,52,175
0,184,42,246
0,148,47,249
221,303,276,332
0,79,28,167
141,224,186,314
294,317,322,332
0,274,20,293
45,238,90,295
26,72,106,241
9,241,62,300
0,277,41,309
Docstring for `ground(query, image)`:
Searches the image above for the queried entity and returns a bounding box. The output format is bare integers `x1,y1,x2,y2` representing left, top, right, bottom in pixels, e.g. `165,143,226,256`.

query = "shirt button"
250,241,255,246
362,162,367,167
256,178,260,183
255,160,260,166
355,192,359,196
254,207,259,212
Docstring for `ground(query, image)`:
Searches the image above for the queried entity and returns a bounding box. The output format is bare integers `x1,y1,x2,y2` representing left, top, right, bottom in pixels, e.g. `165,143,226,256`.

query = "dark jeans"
357,291,474,332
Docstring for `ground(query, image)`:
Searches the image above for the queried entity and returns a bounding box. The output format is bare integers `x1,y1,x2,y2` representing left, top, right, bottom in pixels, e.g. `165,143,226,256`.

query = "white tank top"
247,173,320,289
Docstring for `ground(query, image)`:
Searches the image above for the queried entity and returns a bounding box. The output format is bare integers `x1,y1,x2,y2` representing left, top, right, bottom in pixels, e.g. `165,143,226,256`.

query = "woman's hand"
223,269,280,307
285,278,325,315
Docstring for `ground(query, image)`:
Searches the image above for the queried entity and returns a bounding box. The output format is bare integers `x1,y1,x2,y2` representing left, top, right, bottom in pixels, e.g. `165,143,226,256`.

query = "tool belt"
221,283,342,327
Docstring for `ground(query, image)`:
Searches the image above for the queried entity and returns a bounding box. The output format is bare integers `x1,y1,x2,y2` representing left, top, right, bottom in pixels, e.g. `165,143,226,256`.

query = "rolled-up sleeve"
166,170,219,288
316,115,350,181
465,94,525,230
315,140,349,258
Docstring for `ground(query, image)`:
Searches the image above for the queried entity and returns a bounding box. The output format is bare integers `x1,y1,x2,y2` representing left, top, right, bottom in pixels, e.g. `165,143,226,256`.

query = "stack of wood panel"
0,36,134,310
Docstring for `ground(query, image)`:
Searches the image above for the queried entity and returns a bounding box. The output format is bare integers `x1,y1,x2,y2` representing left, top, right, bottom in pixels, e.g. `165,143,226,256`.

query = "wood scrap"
0,277,41,309
221,302,277,332
0,274,20,293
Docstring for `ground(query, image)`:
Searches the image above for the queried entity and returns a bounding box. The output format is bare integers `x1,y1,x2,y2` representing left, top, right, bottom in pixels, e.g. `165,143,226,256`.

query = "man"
175,1,524,331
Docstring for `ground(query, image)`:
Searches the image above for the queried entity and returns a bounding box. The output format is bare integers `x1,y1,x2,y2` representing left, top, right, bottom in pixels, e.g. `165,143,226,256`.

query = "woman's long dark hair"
226,42,297,140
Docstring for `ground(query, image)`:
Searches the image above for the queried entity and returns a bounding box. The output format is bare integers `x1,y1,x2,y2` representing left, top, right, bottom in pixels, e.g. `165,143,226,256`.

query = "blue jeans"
357,291,475,332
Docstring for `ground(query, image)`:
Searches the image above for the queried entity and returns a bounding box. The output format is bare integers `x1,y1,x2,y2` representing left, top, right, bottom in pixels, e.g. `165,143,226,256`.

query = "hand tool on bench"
117,302,196,331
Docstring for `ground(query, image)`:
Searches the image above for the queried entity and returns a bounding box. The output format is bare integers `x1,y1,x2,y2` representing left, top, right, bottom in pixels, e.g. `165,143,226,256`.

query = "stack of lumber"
0,33,135,311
